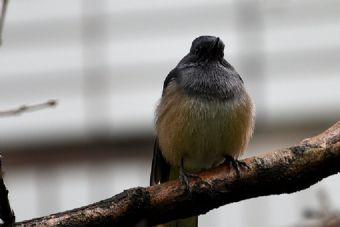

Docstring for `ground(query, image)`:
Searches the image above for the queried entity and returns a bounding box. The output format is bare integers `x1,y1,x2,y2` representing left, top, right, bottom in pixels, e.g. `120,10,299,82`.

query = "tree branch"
8,120,340,227
0,0,9,46
0,100,57,117
0,156,15,225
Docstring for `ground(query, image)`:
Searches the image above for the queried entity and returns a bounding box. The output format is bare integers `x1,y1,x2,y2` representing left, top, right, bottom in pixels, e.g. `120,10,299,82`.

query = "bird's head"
189,36,225,62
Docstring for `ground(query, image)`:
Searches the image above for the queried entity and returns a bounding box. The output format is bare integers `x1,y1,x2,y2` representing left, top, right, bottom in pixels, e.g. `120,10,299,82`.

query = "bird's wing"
150,138,171,185
150,68,179,186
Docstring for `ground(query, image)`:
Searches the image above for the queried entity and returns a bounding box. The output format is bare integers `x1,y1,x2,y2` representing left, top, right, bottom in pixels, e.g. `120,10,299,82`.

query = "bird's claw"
224,155,250,176
179,168,200,191
179,158,213,191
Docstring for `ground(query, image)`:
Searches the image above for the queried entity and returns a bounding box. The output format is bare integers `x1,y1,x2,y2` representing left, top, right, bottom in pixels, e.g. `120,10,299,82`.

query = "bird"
150,35,255,227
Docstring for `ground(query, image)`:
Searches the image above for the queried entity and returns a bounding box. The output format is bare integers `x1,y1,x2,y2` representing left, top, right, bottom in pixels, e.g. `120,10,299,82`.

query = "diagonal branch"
8,120,340,227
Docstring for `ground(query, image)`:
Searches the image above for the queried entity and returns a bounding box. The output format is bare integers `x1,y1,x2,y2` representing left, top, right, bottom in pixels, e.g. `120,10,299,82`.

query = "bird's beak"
210,37,221,58
213,37,220,50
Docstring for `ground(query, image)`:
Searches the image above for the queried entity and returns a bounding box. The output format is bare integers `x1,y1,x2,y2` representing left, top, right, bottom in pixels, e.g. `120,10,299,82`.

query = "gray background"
0,0,339,226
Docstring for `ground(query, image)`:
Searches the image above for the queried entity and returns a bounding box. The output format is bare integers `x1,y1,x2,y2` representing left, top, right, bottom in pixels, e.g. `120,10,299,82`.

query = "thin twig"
0,155,15,225
0,100,58,117
0,0,9,46
7,119,340,227
300,190,340,227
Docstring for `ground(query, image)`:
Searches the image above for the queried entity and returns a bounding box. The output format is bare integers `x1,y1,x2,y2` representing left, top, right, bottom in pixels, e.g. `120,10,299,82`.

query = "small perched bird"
150,36,255,227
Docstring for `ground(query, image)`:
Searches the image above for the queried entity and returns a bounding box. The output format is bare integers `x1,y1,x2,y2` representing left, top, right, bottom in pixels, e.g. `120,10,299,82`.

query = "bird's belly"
156,90,254,172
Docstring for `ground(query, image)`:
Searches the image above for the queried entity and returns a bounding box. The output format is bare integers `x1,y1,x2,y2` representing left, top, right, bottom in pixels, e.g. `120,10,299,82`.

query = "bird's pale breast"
156,81,254,172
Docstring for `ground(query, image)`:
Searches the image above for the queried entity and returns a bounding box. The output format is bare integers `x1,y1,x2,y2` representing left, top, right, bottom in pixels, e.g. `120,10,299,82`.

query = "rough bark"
8,120,340,227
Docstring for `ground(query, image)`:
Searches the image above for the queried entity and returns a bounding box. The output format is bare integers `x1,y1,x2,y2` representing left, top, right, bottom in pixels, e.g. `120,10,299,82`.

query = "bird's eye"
194,47,200,55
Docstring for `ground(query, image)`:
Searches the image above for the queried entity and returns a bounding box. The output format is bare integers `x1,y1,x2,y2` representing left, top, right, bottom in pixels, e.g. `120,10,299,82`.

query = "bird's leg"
179,158,203,190
223,155,250,176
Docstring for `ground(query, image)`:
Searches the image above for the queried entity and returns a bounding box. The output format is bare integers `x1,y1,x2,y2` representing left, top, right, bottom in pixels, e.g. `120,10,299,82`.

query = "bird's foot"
223,155,250,176
179,167,201,191
179,158,212,191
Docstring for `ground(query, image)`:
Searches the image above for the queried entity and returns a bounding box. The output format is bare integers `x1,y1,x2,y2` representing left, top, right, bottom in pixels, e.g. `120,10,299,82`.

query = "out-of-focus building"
0,0,339,226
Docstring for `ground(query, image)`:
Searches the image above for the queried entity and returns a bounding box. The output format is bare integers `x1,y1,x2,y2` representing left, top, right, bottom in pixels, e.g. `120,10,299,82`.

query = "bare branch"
5,119,340,227
0,100,57,117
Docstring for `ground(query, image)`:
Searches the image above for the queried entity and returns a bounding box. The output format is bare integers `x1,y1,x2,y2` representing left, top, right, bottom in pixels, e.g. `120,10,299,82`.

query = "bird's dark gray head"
190,36,225,61
163,35,243,101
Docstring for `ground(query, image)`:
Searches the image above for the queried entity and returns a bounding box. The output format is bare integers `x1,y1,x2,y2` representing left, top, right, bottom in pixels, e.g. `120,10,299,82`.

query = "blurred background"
0,0,340,226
